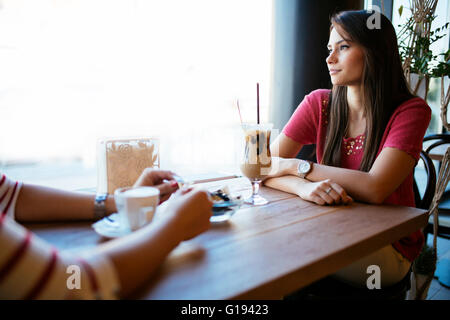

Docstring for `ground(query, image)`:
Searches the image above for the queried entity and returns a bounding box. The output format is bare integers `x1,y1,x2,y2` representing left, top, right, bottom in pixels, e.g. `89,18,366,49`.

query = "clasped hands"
266,157,353,206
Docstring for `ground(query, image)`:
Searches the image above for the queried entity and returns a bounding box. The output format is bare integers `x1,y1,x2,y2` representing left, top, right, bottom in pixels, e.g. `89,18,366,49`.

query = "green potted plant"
397,0,450,127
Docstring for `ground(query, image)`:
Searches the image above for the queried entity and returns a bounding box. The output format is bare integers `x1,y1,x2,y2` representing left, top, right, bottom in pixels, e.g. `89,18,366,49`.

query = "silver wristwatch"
297,160,313,179
94,193,108,220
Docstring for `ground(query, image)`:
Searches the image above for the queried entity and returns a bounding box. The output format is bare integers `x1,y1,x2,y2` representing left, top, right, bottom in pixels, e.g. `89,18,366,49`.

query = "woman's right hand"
298,179,353,206
133,168,179,204
163,188,213,241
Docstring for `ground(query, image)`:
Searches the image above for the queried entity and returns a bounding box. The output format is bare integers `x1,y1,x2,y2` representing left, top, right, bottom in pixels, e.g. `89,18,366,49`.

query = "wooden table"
26,178,429,300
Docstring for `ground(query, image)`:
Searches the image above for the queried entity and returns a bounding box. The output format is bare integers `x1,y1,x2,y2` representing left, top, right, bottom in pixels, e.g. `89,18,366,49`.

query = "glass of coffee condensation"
240,123,273,205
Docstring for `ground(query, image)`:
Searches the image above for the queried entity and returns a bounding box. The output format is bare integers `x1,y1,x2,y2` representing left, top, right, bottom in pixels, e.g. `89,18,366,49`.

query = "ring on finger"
325,187,332,194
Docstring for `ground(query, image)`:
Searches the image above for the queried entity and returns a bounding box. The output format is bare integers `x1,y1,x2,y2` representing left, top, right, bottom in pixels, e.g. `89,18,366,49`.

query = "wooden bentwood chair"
422,134,450,240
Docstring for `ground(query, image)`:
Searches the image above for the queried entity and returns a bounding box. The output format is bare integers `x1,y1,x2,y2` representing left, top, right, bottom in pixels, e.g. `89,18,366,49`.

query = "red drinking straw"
236,99,243,126
257,83,260,124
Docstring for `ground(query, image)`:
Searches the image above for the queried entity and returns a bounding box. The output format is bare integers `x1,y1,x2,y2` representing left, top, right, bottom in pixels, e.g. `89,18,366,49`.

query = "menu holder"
97,138,160,194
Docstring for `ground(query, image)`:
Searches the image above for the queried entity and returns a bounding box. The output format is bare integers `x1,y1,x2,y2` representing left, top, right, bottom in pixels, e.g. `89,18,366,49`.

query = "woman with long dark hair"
265,10,431,287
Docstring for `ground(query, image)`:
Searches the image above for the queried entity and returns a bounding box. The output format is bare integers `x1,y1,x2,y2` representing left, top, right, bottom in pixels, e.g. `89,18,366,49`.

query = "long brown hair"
321,10,414,172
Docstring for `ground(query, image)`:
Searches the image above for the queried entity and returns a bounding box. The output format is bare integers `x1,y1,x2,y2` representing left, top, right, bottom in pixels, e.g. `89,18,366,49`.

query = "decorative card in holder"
97,138,160,194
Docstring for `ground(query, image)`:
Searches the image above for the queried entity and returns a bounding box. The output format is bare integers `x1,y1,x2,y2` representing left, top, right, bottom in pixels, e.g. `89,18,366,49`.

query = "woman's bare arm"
15,184,113,222
268,133,416,204
14,169,178,222
94,189,212,298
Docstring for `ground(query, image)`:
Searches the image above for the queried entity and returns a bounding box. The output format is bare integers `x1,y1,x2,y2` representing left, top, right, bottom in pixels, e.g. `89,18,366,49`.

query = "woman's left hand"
134,168,179,203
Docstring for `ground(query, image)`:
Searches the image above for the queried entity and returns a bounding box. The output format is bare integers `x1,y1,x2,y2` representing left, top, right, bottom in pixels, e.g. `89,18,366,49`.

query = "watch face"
299,161,311,173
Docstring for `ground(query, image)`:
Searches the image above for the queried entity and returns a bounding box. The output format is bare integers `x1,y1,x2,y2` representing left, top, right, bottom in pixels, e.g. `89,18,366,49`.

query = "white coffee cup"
114,186,160,231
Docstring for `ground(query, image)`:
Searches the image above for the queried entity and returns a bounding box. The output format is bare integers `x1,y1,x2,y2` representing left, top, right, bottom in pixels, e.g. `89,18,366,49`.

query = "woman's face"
326,27,365,86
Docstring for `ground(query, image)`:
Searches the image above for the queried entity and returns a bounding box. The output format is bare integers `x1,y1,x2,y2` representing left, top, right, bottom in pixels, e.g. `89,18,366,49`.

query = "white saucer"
93,197,244,237
211,198,243,223
92,213,132,238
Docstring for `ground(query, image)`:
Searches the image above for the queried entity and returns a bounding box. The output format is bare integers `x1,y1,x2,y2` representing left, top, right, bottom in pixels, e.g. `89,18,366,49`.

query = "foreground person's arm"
94,189,213,298
0,186,212,299
14,169,178,222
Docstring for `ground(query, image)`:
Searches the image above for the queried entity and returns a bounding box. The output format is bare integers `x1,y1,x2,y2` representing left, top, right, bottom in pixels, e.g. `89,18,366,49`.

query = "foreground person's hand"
98,187,213,298
134,168,179,203
163,188,213,241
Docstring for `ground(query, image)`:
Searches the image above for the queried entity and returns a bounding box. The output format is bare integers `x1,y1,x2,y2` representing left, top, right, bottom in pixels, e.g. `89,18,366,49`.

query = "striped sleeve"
0,173,23,220
0,174,121,299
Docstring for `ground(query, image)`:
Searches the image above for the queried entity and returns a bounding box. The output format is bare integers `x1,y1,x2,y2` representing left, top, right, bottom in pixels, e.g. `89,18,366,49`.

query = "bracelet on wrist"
94,193,108,220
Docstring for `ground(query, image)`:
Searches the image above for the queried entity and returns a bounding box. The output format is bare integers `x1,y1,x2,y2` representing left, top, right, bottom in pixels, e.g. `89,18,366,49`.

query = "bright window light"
0,0,273,177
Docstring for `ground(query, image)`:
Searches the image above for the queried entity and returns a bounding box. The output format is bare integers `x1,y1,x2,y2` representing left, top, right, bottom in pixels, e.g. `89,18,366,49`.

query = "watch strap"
94,194,108,221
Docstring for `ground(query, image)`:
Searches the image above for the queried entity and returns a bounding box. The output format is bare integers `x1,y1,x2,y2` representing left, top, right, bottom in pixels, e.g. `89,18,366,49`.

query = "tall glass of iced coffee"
240,123,273,205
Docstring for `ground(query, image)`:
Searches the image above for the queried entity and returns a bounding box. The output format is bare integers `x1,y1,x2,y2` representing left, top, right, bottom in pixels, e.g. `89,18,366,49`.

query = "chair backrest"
413,151,436,210
423,133,450,154
423,133,450,160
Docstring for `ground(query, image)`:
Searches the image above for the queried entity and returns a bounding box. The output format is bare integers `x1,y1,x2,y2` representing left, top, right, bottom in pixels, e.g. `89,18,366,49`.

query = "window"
0,0,273,189
391,0,450,135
